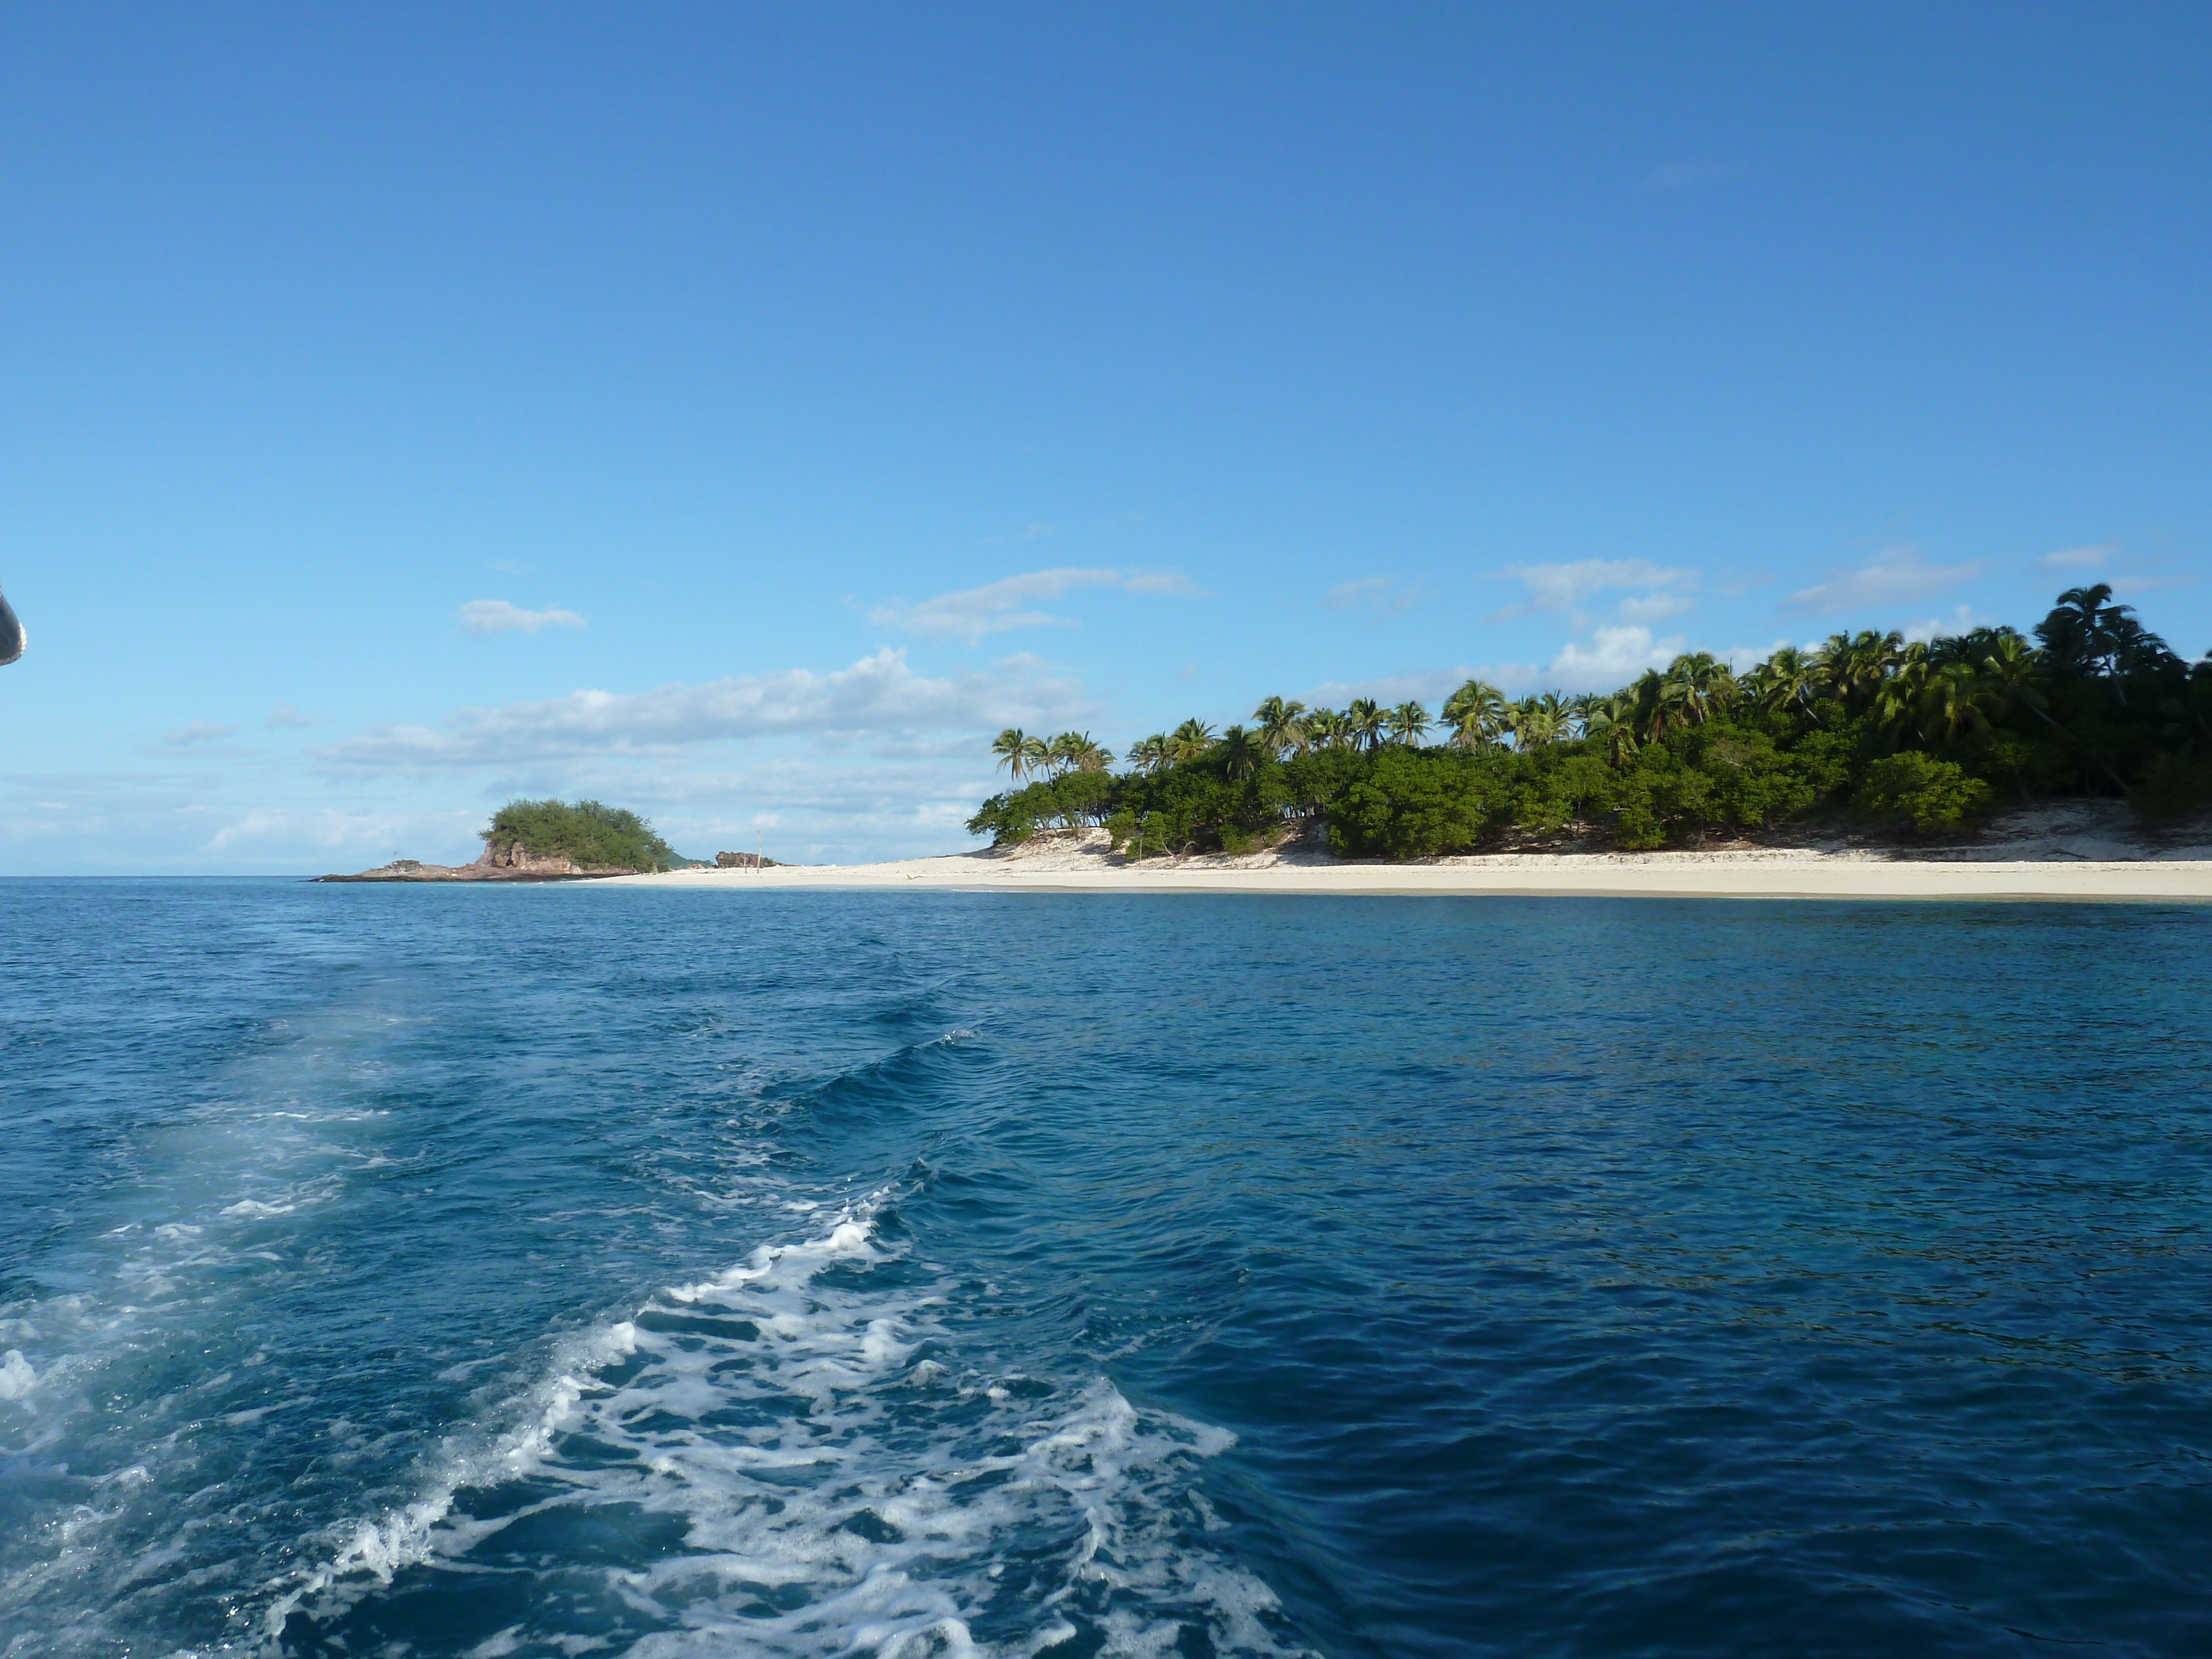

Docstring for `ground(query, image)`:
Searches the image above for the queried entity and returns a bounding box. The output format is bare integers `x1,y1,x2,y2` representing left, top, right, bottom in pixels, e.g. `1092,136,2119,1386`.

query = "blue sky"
6,2,2209,871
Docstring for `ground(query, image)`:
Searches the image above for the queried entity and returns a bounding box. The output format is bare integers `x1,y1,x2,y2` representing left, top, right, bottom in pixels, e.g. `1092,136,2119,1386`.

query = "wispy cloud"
1546,627,1683,690
199,807,481,857
1324,576,1427,619
1121,570,1200,595
1496,559,1694,620
869,567,1202,646
267,703,312,729
2037,543,2115,571
2028,544,2189,602
1724,638,1796,672
1783,546,1983,616
161,722,236,746
1310,628,1684,706
1902,605,1990,644
2109,573,2192,598
1617,592,1695,624
460,599,587,636
311,649,1090,772
1305,666,1509,707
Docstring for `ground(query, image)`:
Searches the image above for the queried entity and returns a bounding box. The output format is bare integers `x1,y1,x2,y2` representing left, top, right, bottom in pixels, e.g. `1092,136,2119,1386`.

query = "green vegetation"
484,798,677,870
966,586,2212,859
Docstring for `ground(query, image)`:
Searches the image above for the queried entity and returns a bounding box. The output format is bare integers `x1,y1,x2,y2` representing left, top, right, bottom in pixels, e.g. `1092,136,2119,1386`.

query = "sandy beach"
616,805,2212,904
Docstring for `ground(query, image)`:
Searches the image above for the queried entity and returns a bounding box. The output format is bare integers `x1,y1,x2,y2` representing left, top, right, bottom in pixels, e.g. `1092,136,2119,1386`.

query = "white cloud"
460,599,587,635
1545,627,1683,690
441,750,1050,865
0,773,495,874
1724,638,1795,672
1307,669,1465,707
1302,630,1684,708
267,703,312,728
1120,570,1203,596
199,807,481,857
2037,544,2114,571
161,722,236,746
311,649,1090,772
1305,660,1547,707
1617,592,1695,624
1324,576,1427,619
1902,604,1989,644
1782,546,1983,616
1496,559,1694,618
870,568,1201,645
2108,573,2190,598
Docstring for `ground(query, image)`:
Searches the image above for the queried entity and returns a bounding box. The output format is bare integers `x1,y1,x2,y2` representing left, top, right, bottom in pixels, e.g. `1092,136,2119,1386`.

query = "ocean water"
3,882,2211,1658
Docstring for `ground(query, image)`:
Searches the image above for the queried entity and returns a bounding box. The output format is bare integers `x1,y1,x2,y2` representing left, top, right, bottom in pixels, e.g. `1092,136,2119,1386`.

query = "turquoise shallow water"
3,881,2211,1657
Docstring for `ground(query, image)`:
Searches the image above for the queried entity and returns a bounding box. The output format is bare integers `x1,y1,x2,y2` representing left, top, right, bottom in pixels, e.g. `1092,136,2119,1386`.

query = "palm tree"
1442,679,1506,747
1815,630,1901,706
991,728,1032,782
1303,707,1345,750
1751,647,1820,718
1663,653,1738,725
2036,583,2175,700
1975,633,2050,724
1345,697,1385,752
1045,732,1084,776
1387,701,1430,746
2036,583,2124,677
1126,733,1169,774
1631,667,1688,739
1217,724,1264,780
1068,732,1113,772
1916,661,1995,746
1583,692,1641,765
1167,718,1217,764
1629,653,1734,739
1509,695,1566,749
1253,696,1308,758
1021,734,1050,778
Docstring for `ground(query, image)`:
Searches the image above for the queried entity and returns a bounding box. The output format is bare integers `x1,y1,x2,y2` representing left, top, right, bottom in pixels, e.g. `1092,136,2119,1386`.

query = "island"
318,797,693,882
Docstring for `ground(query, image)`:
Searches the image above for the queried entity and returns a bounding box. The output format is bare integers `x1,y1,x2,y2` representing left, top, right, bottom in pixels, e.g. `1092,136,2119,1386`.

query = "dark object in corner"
0,585,23,666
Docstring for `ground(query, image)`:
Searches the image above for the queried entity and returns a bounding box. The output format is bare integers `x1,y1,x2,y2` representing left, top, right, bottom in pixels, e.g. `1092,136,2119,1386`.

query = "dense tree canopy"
967,587,2212,859
485,798,677,870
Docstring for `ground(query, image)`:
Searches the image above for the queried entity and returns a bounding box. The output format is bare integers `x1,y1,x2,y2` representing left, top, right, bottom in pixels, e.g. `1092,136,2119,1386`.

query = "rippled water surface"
4,880,2211,1657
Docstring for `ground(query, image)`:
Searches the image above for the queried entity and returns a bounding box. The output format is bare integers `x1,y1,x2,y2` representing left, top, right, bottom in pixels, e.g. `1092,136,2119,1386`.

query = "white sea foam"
267,1194,1308,1656
0,1349,35,1401
0,1005,414,1646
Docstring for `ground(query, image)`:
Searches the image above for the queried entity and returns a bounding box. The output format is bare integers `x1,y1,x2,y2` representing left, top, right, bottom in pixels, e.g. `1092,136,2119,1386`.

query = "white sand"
619,805,2212,904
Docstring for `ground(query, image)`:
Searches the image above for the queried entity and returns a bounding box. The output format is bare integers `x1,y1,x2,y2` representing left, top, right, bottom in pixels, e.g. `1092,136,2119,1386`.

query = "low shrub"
1851,753,1995,833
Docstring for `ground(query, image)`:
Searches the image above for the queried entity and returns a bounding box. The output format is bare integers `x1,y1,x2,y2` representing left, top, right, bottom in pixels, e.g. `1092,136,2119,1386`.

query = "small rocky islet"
317,796,767,881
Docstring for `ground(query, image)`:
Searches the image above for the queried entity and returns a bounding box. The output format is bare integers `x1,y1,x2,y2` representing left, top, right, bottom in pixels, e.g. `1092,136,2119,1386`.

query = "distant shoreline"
611,842,2212,905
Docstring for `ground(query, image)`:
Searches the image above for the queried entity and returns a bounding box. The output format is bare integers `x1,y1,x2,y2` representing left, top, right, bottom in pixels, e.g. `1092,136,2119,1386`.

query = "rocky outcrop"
474,839,639,877
316,843,644,883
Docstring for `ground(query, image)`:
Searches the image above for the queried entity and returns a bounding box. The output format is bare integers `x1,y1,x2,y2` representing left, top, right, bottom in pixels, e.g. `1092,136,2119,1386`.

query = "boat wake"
267,1193,1309,1657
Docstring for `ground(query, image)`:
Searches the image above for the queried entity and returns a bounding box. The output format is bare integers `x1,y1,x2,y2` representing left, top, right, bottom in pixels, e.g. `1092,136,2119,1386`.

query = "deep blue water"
3,881,2211,1657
